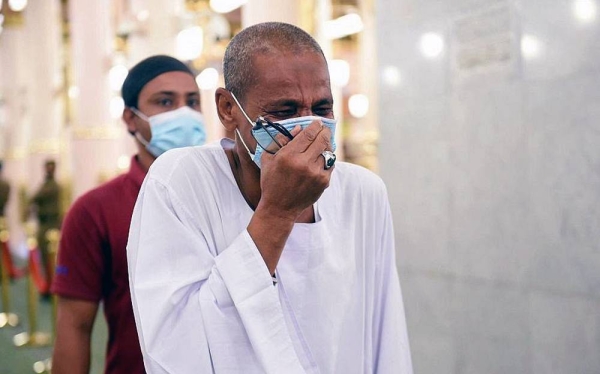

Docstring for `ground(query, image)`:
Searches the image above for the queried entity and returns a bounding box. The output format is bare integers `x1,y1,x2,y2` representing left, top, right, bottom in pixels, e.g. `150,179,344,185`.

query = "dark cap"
121,55,194,108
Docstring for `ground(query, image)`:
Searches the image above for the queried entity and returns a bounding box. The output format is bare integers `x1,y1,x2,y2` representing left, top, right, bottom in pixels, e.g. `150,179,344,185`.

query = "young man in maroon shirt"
51,55,206,374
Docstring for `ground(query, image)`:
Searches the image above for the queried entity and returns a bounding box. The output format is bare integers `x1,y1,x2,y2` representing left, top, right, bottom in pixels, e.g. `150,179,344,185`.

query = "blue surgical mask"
132,106,206,157
230,92,337,169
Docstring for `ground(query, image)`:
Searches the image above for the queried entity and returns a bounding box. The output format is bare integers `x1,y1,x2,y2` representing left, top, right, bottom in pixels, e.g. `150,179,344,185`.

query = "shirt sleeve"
50,197,104,301
372,191,414,374
127,176,306,374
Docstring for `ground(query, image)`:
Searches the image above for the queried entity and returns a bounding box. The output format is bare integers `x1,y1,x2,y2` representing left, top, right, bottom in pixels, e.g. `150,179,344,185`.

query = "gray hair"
223,22,326,103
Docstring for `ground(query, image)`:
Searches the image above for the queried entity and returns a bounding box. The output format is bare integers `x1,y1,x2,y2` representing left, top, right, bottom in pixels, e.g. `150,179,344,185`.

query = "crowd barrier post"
0,219,20,328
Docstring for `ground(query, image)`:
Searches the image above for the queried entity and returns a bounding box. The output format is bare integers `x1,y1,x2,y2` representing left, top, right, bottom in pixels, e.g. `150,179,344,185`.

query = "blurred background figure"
30,159,61,289
0,160,9,220
51,54,205,374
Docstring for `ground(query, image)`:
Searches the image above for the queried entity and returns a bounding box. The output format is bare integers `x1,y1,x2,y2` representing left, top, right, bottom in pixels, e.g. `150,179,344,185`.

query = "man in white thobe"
127,21,413,374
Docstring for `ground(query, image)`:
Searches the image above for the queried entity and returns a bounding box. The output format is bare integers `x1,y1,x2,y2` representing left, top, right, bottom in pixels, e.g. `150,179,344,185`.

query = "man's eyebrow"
265,98,333,108
150,91,176,96
313,98,333,106
265,99,299,107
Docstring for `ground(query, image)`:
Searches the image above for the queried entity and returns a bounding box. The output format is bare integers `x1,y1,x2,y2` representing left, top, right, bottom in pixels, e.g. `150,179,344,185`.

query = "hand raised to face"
257,119,334,222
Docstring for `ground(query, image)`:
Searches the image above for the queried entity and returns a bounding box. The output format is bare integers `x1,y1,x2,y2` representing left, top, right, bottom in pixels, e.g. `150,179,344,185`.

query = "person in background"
0,160,10,219
51,55,206,374
30,159,61,287
127,23,413,373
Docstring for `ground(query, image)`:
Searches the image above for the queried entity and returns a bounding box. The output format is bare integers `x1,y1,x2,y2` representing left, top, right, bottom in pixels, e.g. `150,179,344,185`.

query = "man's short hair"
223,22,326,103
121,55,194,108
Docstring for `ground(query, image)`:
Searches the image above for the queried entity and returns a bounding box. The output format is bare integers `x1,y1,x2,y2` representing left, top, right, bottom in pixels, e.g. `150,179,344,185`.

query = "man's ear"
122,107,137,135
215,88,238,132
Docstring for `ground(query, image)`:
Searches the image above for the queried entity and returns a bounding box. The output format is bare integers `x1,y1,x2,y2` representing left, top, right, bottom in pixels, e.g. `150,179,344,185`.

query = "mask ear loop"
230,92,258,157
229,92,255,127
129,107,150,122
129,107,152,146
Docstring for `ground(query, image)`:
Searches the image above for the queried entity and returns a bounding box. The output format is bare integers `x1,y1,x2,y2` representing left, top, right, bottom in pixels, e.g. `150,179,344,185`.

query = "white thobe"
127,140,413,374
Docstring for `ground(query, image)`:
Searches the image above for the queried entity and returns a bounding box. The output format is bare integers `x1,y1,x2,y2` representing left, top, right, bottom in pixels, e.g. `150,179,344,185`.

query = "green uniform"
0,178,9,217
32,178,61,283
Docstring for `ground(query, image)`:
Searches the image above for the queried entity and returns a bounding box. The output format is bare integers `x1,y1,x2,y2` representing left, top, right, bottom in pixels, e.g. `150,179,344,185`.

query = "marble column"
23,0,64,191
377,0,600,373
0,22,33,257
128,0,184,61
68,0,127,198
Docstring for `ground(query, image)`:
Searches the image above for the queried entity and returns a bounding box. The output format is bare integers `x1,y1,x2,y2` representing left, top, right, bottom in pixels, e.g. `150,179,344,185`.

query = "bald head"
223,22,326,103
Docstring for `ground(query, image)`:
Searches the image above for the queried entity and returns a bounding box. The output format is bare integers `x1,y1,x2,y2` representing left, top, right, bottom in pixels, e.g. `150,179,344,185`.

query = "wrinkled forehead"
245,51,331,101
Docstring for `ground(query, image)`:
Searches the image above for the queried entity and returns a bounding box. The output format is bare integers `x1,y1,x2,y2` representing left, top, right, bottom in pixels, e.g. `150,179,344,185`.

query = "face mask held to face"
132,106,207,157
230,92,338,169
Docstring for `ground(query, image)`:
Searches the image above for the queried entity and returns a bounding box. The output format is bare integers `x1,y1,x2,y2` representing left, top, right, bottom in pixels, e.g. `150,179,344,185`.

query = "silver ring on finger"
321,150,336,170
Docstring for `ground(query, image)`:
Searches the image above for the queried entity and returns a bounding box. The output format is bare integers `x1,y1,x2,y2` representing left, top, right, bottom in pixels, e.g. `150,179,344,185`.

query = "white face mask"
131,106,206,157
230,92,337,169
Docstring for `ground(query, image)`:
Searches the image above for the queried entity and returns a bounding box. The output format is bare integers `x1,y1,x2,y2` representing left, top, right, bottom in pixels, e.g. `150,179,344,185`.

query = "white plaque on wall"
451,1,517,82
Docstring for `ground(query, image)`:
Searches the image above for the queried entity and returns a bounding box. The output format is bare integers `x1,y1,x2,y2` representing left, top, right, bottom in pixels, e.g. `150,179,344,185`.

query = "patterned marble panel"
378,1,600,373
400,271,455,335
456,334,530,374
408,330,457,374
530,292,600,374
380,96,453,274
447,80,535,283
524,72,600,297
450,280,530,342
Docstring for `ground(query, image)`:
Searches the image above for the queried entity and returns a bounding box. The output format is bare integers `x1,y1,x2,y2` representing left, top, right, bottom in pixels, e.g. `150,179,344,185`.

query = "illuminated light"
68,86,80,99
117,155,130,170
176,26,204,61
328,59,350,87
574,0,597,22
381,65,401,87
209,14,231,40
419,32,445,58
348,94,369,118
324,13,364,39
8,0,27,12
521,34,541,60
195,68,219,90
32,361,45,374
110,97,125,119
210,0,248,14
109,64,129,91
136,9,150,22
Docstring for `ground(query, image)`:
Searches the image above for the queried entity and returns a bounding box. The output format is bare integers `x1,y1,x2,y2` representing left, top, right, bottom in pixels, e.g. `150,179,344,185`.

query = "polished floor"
0,273,107,373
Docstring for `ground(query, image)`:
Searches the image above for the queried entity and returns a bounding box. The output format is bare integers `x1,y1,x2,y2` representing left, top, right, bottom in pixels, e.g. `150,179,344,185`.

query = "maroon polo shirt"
52,156,146,374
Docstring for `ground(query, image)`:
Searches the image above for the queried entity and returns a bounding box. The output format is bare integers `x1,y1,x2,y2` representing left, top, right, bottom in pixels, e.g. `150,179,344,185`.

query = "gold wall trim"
4,147,27,160
29,139,61,155
72,126,123,140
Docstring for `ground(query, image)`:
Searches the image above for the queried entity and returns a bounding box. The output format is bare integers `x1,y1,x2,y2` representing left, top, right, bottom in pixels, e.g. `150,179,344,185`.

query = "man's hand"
258,119,334,221
247,119,334,274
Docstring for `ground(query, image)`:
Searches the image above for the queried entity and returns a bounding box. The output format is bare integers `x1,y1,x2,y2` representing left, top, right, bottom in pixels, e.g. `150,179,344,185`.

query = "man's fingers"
289,120,331,153
286,120,326,153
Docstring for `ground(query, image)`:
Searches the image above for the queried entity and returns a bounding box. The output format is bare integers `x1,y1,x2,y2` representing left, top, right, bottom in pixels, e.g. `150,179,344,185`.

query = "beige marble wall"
377,0,600,373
